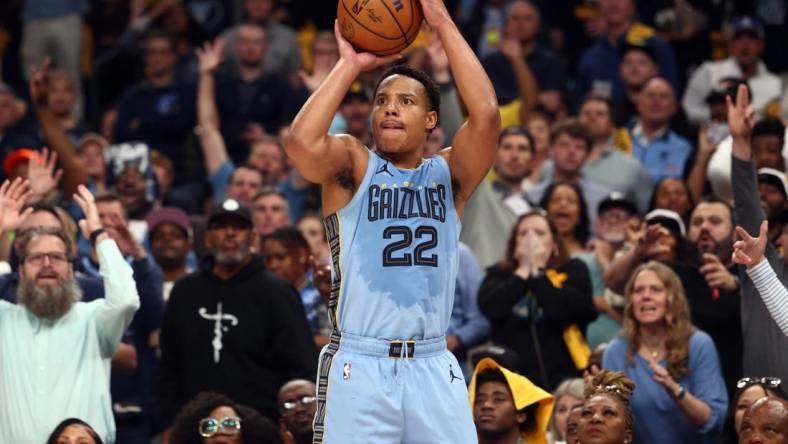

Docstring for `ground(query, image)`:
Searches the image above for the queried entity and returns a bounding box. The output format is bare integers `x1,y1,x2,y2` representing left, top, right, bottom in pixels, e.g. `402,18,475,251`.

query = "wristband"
90,228,106,246
674,385,686,400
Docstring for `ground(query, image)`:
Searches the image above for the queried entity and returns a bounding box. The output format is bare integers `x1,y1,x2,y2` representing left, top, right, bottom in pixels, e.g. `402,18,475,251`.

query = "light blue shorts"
313,332,478,444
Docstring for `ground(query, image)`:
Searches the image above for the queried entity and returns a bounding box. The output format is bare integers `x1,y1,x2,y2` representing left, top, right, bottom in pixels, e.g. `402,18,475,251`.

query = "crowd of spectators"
2,0,788,442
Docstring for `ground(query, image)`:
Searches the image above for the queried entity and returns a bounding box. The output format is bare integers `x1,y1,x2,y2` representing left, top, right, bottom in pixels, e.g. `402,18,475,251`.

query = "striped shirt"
746,260,788,336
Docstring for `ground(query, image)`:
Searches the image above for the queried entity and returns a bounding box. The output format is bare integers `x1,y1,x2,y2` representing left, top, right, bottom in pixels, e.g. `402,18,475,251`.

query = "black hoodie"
159,254,317,423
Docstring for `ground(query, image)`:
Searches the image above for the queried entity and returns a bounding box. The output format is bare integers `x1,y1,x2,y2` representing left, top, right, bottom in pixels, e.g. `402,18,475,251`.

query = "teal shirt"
0,240,140,444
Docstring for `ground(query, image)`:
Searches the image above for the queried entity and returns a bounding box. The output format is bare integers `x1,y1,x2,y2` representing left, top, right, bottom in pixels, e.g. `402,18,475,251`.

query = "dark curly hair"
169,392,282,444
46,418,103,444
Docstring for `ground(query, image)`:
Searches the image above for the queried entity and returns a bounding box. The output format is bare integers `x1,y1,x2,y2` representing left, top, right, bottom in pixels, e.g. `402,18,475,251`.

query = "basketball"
337,0,424,56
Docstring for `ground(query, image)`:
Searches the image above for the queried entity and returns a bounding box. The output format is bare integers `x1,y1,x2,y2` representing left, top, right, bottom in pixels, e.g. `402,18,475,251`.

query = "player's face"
372,75,437,155
474,381,521,435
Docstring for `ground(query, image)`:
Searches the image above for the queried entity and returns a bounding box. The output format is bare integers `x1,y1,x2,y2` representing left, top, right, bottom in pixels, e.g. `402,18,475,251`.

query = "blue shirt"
629,123,693,183
23,0,87,20
328,151,459,339
446,243,489,347
603,331,728,444
0,240,139,444
300,280,322,334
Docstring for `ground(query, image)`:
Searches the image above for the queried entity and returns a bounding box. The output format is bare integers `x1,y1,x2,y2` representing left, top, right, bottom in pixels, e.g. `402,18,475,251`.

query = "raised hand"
28,148,63,200
417,0,452,28
334,20,402,72
425,29,450,80
648,356,680,396
499,37,523,61
196,39,226,74
29,58,52,107
726,84,755,140
732,221,768,268
0,177,33,232
72,185,103,240
107,218,147,259
635,224,673,259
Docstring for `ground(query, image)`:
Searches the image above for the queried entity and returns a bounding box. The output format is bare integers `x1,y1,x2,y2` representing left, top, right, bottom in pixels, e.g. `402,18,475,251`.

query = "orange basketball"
337,0,423,56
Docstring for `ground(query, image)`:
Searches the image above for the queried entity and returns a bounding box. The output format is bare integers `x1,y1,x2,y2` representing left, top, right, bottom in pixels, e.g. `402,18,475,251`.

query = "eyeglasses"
282,395,317,411
24,252,69,265
198,416,241,438
737,377,781,390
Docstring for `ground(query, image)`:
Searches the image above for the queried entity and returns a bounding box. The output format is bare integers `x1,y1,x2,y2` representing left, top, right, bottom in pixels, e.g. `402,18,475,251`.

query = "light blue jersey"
324,150,460,340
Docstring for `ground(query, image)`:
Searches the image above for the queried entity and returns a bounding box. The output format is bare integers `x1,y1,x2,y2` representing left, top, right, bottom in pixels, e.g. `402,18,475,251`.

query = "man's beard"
18,274,82,320
213,248,250,267
696,231,733,260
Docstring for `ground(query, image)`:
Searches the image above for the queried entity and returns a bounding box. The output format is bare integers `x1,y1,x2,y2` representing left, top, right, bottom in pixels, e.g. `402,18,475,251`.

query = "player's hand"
732,221,768,269
196,39,225,74
417,0,452,28
727,84,755,140
334,20,401,72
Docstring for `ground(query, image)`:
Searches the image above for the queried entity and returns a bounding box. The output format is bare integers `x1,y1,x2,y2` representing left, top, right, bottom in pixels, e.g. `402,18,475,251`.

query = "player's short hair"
374,65,441,118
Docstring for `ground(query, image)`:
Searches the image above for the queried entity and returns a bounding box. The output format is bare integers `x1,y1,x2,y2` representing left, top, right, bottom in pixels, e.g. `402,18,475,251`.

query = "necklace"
640,342,663,359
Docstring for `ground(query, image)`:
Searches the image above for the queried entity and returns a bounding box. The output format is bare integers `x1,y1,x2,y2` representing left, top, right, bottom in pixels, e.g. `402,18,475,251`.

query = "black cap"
645,209,686,238
757,168,788,199
208,198,252,226
619,42,657,64
342,81,370,104
728,16,765,40
598,192,638,216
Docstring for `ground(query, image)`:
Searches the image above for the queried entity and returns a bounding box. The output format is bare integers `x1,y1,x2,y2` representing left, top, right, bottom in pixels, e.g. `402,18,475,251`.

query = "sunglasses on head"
198,416,241,438
737,377,781,390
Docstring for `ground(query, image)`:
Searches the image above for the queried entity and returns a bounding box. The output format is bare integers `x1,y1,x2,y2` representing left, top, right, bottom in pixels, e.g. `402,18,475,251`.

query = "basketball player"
285,0,500,441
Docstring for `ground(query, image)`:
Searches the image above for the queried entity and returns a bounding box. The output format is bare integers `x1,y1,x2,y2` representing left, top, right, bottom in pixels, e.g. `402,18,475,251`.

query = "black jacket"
159,255,317,422
479,259,597,389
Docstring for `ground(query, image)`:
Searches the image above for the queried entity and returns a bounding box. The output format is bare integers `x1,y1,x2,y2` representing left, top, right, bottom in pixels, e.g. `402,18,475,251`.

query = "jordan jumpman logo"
449,364,462,383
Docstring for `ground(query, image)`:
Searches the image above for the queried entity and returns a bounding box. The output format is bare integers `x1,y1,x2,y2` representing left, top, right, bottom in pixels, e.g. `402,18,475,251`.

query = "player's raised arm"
284,22,400,186
422,0,501,207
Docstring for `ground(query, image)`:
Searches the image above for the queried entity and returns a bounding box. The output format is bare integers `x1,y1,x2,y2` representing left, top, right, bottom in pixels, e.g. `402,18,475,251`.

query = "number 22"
382,226,438,267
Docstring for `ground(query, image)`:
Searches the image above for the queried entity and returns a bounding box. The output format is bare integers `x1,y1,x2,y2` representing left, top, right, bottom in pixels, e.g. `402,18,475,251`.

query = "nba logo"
343,362,352,380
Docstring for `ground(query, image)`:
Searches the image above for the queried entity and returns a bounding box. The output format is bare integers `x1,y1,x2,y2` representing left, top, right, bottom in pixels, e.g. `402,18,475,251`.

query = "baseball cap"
146,207,193,239
4,148,40,176
208,198,252,227
757,168,788,199
342,81,370,104
619,41,657,64
598,192,638,216
727,16,765,40
645,208,686,237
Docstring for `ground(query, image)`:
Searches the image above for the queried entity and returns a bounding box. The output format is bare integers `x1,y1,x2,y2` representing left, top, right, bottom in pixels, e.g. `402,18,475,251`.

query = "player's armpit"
442,115,500,212
284,132,366,186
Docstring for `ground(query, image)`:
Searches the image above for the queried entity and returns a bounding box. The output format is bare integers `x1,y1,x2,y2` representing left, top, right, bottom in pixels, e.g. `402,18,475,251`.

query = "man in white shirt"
0,181,140,444
683,16,782,124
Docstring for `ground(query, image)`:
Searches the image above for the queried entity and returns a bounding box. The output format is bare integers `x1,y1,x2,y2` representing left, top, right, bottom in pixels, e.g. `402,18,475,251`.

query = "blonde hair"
622,261,695,380
548,378,585,440
584,370,636,430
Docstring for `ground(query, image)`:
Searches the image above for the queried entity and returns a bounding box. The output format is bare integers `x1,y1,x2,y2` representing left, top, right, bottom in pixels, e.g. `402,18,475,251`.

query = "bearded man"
159,198,317,436
0,181,140,444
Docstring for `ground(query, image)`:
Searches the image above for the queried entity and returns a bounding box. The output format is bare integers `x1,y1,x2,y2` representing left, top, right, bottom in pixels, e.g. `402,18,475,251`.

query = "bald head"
637,77,677,126
740,397,788,444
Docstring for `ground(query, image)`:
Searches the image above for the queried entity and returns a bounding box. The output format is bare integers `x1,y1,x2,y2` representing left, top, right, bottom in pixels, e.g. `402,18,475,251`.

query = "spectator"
469,357,554,444
221,0,302,79
248,135,288,186
277,379,317,444
296,214,330,266
756,168,788,240
479,210,597,389
738,397,788,444
147,207,194,303
113,30,197,182
43,69,88,143
76,133,109,195
159,198,316,427
103,143,158,232
21,0,85,118
602,261,728,444
547,378,584,444
252,188,291,237
46,418,104,444
528,118,611,228
575,0,678,105
540,182,591,256
261,228,328,346
564,406,582,444
0,83,39,160
727,377,787,442
649,177,695,224
215,22,303,162
577,370,636,444
447,242,490,374
0,184,140,444
612,42,659,127
562,96,652,213
461,0,509,59
461,125,534,268
525,112,552,181
296,31,339,96
482,0,568,115
732,220,788,336
628,78,693,183
338,82,373,147
169,391,282,444
682,16,781,125
729,84,788,391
